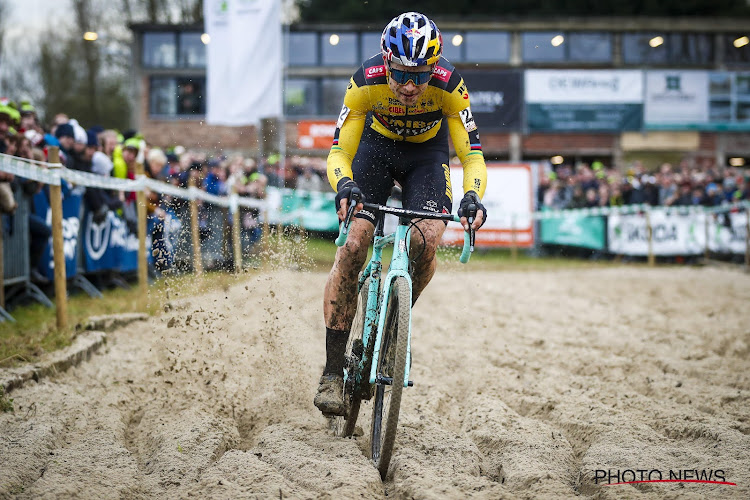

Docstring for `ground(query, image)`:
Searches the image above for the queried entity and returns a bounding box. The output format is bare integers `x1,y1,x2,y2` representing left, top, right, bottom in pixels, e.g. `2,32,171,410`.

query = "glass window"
738,74,750,122
284,78,318,116
176,77,205,115
522,32,565,62
149,77,176,115
666,33,713,65
465,31,510,63
623,33,668,64
709,72,733,122
179,32,206,68
287,32,318,66
322,32,358,66
149,76,205,117
623,33,713,65
441,31,464,62
568,33,612,63
143,32,177,68
361,32,382,61
723,35,750,65
321,78,349,115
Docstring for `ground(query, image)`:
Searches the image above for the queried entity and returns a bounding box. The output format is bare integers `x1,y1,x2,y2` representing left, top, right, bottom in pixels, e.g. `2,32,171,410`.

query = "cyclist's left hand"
458,191,487,231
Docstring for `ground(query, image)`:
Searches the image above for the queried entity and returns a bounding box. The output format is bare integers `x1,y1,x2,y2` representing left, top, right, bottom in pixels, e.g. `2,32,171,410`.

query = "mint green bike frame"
336,203,472,390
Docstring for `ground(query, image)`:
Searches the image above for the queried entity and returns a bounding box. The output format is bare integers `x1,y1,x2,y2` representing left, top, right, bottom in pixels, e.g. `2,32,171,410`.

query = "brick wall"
523,133,615,154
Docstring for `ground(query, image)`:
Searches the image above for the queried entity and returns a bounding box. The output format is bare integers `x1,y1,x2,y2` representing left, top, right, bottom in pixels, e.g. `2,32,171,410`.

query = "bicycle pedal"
375,375,414,387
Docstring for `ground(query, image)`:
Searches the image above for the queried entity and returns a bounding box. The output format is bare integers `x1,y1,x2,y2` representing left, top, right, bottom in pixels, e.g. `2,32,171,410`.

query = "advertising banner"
707,210,748,255
644,71,709,126
460,70,522,131
34,189,82,279
280,190,339,232
525,70,643,131
443,163,535,248
204,0,282,125
297,121,337,149
540,214,606,250
82,210,140,273
608,210,705,256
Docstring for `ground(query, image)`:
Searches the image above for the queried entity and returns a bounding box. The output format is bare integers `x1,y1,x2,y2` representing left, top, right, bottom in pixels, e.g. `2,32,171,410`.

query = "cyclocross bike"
331,190,476,479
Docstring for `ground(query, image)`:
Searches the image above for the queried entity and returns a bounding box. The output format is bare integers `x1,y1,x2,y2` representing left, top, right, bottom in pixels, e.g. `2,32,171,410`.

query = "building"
130,17,750,169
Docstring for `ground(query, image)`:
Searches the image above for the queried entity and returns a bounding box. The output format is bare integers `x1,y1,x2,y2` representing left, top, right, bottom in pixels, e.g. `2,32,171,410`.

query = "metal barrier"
2,183,53,315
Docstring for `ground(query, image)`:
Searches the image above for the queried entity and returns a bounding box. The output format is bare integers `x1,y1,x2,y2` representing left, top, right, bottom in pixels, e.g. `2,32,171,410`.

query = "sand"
1,266,749,499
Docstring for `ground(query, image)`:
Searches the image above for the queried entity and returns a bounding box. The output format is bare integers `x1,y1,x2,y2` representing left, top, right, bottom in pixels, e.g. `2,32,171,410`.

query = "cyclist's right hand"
335,179,364,222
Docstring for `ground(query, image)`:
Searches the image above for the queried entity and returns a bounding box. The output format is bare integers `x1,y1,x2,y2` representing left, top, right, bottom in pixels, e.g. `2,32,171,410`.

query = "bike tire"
332,277,370,437
371,276,410,480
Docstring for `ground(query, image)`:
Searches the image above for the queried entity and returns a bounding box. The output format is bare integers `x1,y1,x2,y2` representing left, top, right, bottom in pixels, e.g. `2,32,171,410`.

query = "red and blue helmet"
381,12,442,67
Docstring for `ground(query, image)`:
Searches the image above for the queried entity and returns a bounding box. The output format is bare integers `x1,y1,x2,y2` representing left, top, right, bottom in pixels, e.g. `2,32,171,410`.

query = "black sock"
323,327,349,376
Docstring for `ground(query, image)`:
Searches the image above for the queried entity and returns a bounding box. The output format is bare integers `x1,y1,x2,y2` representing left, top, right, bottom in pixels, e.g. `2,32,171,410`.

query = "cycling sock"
323,327,349,376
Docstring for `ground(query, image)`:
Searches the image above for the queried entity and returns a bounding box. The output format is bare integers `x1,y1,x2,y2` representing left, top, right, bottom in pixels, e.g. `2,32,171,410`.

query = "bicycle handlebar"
335,196,475,264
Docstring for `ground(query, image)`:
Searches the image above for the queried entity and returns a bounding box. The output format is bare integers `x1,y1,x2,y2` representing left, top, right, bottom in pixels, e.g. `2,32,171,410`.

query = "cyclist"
315,12,488,415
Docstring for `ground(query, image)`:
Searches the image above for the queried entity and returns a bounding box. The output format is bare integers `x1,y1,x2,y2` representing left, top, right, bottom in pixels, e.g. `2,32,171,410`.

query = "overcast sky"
4,0,70,40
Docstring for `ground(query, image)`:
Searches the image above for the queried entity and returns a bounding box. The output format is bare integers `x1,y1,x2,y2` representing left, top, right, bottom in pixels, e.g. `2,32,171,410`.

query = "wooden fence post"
135,163,148,308
745,208,749,272
48,147,67,330
189,177,203,276
704,210,710,262
0,215,4,309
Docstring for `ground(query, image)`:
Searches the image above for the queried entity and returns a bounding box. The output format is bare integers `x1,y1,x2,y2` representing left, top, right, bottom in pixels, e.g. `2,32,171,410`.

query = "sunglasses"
387,65,433,86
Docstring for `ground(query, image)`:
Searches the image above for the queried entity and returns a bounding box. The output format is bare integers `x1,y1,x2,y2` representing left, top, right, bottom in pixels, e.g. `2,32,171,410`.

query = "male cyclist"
315,12,488,415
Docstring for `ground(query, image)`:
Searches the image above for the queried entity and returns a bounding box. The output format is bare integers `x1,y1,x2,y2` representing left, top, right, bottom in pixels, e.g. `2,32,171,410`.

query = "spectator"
296,165,324,192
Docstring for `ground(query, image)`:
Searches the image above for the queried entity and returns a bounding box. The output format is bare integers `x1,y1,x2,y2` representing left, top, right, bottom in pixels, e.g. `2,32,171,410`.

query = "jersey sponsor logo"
432,66,452,83
389,105,405,114
366,65,386,78
463,92,469,100
336,104,350,128
442,163,453,202
378,116,441,136
459,107,477,132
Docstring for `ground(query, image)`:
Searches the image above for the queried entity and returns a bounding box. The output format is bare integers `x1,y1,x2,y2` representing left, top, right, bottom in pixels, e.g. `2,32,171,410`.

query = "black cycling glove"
335,179,363,212
457,190,487,228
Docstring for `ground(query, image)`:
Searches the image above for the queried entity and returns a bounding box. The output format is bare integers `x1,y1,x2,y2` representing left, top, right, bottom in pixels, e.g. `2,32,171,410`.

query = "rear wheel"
371,276,410,480
332,278,370,437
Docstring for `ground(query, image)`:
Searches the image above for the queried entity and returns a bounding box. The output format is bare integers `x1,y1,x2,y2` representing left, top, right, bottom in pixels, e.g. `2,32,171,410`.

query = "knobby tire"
371,276,409,480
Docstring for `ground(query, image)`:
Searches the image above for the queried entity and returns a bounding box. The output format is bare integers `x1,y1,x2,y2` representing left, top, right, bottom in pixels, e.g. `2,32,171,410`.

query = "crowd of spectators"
538,159,750,210
0,99,332,280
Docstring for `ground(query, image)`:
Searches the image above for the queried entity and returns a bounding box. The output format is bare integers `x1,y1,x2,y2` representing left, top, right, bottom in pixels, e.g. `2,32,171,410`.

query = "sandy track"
1,266,749,499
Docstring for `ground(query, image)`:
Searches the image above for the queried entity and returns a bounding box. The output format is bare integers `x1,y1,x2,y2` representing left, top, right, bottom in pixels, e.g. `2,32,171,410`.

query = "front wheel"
371,276,410,480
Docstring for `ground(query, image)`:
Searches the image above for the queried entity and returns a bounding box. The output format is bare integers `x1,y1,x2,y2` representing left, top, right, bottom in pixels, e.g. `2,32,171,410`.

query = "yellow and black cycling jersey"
327,54,487,199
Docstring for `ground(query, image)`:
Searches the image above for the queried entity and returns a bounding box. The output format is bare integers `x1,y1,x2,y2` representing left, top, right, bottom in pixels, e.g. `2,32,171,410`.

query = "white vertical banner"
204,0,282,126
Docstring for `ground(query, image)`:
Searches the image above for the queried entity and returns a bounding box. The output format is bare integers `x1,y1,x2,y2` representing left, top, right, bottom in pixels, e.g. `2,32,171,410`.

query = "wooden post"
189,177,203,276
231,189,242,274
745,208,749,272
510,214,518,262
135,163,148,308
646,211,655,267
48,147,67,330
262,210,270,266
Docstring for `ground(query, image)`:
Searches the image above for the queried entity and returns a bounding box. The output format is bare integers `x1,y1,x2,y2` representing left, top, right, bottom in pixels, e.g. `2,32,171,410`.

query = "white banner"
443,163,535,248
708,211,748,255
608,210,706,256
644,71,709,125
525,70,643,104
204,0,282,126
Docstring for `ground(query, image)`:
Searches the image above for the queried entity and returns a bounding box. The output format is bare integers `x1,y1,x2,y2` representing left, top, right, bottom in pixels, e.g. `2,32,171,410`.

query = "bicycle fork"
369,217,414,389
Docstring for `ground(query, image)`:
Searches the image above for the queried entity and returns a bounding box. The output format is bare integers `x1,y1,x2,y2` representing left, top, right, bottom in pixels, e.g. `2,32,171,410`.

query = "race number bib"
336,105,351,128
459,107,477,132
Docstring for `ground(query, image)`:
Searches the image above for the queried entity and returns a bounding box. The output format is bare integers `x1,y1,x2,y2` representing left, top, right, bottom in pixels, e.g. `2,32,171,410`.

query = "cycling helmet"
381,12,442,67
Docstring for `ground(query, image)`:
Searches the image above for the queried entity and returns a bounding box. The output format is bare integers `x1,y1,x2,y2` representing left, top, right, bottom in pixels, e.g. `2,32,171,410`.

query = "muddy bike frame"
335,199,473,391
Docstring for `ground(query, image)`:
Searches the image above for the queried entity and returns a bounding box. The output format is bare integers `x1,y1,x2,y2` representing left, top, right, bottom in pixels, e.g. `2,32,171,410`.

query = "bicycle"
330,190,476,480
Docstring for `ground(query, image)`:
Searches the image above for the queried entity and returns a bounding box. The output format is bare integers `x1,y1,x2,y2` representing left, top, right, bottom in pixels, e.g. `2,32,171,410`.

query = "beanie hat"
55,123,75,139
86,130,99,148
